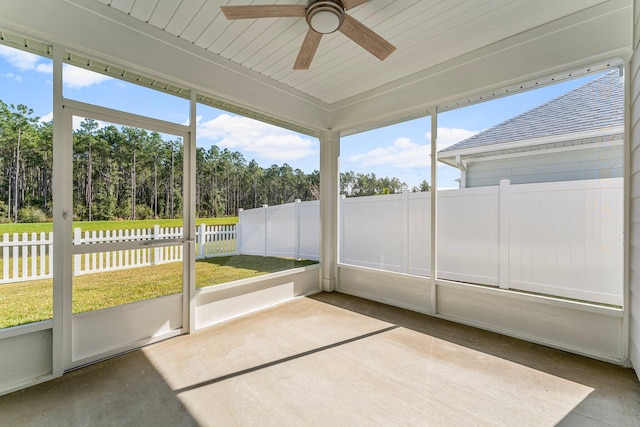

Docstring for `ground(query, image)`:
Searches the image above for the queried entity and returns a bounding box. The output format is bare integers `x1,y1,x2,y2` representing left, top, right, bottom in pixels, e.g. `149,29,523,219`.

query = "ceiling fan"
221,0,396,70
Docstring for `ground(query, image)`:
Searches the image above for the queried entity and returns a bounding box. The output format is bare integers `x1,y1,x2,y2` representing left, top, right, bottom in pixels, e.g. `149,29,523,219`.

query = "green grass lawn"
0,217,237,235
0,255,317,329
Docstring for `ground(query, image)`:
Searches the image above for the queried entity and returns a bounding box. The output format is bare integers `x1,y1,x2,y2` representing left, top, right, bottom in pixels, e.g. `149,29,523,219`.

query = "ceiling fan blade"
339,14,396,61
294,29,323,70
221,5,306,20
342,0,370,10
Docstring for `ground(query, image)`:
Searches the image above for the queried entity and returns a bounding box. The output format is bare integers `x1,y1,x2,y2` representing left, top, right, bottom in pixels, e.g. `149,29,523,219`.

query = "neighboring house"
437,70,624,188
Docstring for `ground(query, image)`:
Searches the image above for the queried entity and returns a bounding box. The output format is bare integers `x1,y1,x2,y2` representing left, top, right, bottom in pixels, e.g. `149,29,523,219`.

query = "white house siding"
630,0,640,379
465,145,623,188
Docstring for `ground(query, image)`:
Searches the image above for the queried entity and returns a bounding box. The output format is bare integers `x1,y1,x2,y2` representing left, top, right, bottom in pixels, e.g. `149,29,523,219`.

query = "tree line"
0,100,429,223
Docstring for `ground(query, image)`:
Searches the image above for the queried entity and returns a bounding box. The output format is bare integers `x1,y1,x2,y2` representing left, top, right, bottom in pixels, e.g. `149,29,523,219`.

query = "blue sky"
0,44,603,189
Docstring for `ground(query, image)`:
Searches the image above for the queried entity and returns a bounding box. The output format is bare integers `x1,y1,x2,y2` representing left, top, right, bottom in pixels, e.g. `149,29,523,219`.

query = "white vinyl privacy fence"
237,199,320,261
341,178,623,306
236,178,623,305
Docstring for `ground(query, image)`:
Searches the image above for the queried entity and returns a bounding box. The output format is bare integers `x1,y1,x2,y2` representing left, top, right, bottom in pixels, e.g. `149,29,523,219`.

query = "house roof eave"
436,126,624,161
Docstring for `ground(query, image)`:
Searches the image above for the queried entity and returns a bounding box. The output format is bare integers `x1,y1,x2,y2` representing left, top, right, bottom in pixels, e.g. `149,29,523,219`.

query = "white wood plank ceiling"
94,0,607,105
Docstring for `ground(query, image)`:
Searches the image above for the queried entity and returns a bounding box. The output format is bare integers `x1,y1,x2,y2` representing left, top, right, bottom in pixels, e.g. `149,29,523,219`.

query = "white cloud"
63,64,111,88
0,45,113,91
425,127,479,150
2,72,22,83
0,45,109,89
0,45,42,71
35,63,52,73
349,137,429,168
198,114,317,162
347,127,479,171
40,112,53,123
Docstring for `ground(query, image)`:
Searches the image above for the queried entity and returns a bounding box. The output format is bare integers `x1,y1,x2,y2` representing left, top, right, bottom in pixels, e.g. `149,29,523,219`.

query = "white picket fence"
1,232,54,284
0,224,237,284
197,224,237,259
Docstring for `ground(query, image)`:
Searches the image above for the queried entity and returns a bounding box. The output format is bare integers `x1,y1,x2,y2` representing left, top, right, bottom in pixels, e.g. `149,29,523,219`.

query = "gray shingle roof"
439,70,624,154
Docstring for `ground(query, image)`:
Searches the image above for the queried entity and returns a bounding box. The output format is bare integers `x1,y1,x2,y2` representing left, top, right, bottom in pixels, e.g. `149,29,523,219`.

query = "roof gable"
439,70,624,154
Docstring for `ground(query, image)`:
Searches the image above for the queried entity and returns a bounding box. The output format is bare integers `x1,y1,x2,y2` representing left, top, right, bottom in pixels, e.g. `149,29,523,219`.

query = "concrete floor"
1,292,639,426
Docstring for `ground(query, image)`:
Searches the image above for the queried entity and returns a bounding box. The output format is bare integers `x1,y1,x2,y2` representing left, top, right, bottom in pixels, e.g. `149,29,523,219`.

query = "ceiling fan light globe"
309,10,340,33
306,1,345,34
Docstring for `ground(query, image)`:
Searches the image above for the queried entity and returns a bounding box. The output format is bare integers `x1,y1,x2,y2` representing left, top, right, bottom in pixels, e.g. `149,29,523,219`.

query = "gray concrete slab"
1,292,638,426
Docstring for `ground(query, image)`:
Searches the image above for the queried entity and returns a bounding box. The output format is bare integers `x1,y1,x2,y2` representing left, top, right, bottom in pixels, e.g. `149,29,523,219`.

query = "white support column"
623,53,632,367
320,130,340,292
430,112,438,314
52,44,72,373
184,90,197,333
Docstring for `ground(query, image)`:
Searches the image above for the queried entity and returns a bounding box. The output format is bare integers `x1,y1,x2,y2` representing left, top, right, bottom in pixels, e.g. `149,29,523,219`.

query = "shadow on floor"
0,350,199,427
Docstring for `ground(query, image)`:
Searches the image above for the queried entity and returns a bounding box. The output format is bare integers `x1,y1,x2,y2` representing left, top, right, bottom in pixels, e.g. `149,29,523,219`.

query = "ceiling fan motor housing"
306,0,345,34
